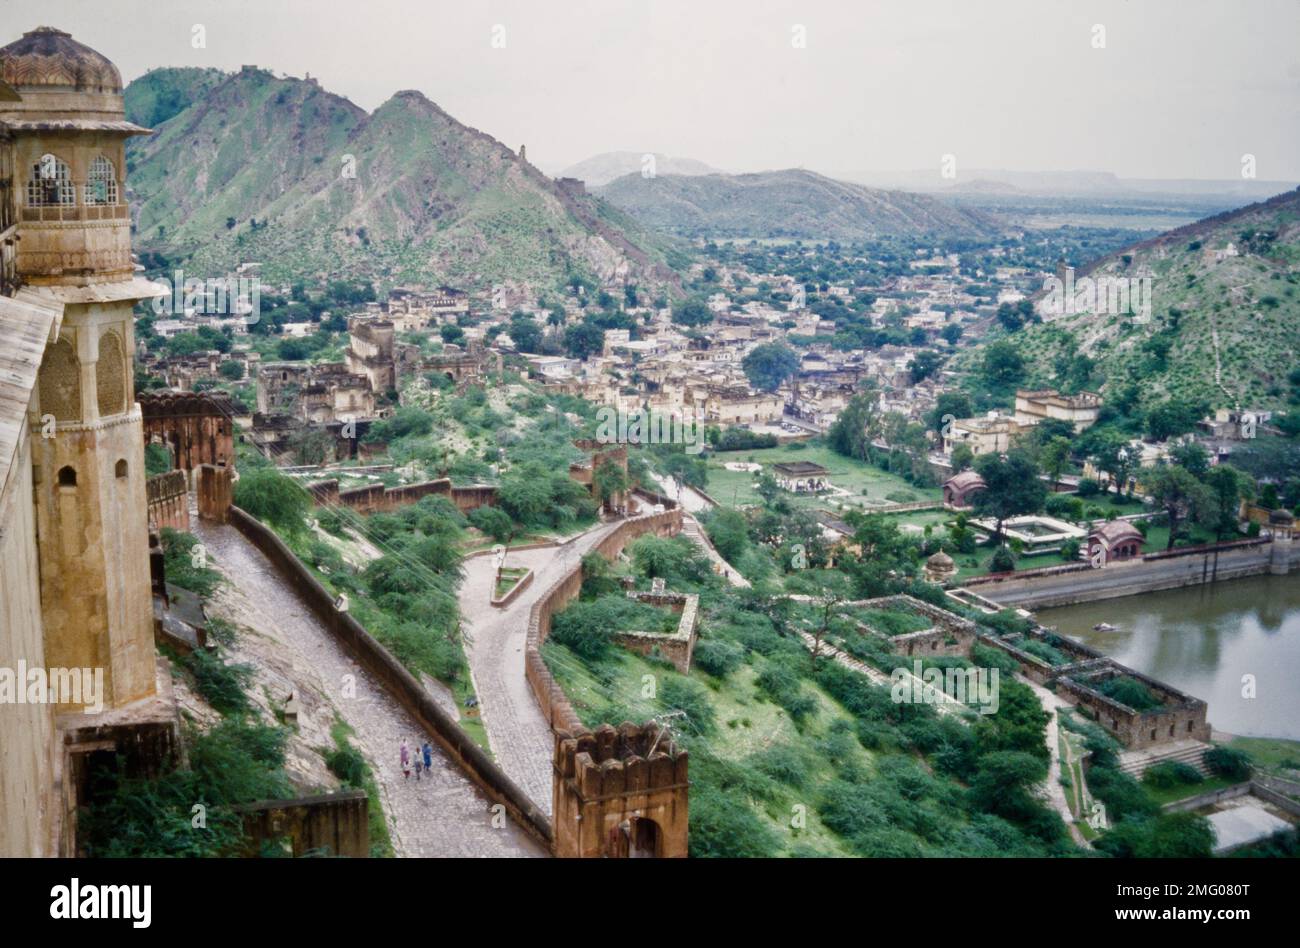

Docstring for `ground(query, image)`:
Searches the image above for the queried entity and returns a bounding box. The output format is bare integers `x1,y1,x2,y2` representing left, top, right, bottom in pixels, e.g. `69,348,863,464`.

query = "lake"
1034,574,1300,740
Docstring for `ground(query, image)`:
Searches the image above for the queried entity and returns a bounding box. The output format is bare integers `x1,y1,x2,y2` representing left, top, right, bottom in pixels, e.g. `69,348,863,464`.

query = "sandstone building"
0,27,175,856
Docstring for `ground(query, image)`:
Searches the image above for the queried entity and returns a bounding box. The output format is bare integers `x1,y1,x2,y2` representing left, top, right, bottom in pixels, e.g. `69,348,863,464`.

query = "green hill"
596,167,1000,240
124,67,680,294
981,187,1300,413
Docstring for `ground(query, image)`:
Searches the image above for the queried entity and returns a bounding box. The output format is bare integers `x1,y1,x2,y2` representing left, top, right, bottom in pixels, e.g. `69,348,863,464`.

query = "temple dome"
0,27,122,93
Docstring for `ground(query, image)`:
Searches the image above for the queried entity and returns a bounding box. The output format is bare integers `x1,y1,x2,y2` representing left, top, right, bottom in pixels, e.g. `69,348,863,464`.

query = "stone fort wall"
524,506,683,733
0,423,59,857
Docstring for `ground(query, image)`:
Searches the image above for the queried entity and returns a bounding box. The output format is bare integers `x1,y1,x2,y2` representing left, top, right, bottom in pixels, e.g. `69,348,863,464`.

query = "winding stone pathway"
459,523,624,815
192,518,544,857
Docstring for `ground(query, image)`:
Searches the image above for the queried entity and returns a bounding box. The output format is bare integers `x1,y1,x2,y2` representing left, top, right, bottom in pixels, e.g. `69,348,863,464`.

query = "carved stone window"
85,155,119,205
96,330,127,416
39,338,81,422
115,459,128,478
26,155,75,206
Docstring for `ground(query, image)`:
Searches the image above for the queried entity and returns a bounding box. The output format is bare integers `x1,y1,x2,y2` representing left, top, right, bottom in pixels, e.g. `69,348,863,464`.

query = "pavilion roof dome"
0,27,122,93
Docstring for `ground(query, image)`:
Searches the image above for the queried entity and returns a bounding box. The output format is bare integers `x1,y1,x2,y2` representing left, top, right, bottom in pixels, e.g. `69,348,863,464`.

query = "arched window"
85,155,119,205
57,466,77,487
115,459,128,478
26,155,75,206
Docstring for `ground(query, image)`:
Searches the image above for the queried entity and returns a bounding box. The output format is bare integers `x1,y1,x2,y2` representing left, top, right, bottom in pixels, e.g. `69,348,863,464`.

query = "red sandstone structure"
138,390,236,475
552,723,689,858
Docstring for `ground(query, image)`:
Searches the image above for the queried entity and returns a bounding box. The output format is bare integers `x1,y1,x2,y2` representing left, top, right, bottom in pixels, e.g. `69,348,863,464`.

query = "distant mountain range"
596,168,1000,240
122,67,680,294
556,151,724,188
837,167,1299,200
994,186,1300,412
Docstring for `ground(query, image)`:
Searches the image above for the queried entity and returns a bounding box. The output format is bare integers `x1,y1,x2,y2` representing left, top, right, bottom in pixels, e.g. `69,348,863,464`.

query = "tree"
1090,431,1136,496
671,296,712,328
439,323,465,346
928,391,973,435
507,314,543,354
233,468,311,538
1202,464,1253,540
828,389,880,460
972,450,1047,542
909,349,943,383
1145,399,1206,441
563,320,605,360
742,341,800,392
1039,436,1072,491
980,340,1025,389
950,443,975,473
1146,464,1216,549
591,459,629,506
218,360,245,381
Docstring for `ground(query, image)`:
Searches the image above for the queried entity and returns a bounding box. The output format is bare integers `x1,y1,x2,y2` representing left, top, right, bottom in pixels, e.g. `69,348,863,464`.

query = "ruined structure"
570,439,629,514
138,390,236,474
552,723,689,858
0,27,177,856
617,581,700,673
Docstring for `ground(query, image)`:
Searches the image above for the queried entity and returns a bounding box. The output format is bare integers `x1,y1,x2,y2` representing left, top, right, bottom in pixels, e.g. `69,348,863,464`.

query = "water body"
1034,574,1300,740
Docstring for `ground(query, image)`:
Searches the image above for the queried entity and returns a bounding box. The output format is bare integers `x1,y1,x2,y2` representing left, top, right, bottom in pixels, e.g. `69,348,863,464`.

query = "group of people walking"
399,737,434,781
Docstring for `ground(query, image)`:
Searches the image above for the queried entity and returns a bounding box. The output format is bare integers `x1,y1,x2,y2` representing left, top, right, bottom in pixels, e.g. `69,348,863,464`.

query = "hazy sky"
7,0,1299,180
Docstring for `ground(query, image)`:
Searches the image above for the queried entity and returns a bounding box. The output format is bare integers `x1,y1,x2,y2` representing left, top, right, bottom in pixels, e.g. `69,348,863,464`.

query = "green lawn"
706,443,939,511
1223,736,1300,776
1143,774,1244,806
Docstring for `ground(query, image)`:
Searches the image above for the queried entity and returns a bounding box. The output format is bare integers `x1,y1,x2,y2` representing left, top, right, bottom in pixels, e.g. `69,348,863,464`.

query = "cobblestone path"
193,518,545,858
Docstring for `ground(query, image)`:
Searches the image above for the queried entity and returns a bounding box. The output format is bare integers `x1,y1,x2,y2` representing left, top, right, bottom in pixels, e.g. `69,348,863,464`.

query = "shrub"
468,505,514,542
160,528,222,598
990,545,1016,572
1094,676,1162,712
1204,746,1252,780
750,744,810,788
693,638,744,678
1077,478,1101,498
185,648,252,716
233,467,311,537
1143,761,1205,789
689,785,781,858
659,676,716,736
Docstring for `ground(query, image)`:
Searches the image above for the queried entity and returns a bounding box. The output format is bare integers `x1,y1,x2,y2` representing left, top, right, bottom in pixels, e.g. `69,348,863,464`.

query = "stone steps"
1118,740,1212,778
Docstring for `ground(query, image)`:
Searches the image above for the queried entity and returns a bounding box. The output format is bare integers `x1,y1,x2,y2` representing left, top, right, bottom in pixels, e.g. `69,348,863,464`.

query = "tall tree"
972,449,1047,541
1040,436,1072,491
1146,464,1216,549
742,341,800,392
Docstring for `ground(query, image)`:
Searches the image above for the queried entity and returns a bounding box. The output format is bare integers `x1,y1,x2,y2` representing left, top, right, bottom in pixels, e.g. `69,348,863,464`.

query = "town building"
1014,388,1102,433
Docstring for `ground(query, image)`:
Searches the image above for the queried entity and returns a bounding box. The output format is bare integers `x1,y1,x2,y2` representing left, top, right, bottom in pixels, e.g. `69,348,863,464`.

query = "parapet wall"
145,469,189,532
236,789,369,857
524,508,684,733
308,477,497,515
228,505,552,849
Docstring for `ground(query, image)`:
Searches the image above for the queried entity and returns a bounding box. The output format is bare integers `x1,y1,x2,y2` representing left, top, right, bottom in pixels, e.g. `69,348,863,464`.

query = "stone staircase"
680,515,750,588
1117,739,1212,778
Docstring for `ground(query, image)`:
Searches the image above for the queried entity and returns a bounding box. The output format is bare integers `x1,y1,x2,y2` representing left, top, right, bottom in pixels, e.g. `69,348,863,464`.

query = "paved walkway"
192,518,544,857
459,522,624,816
